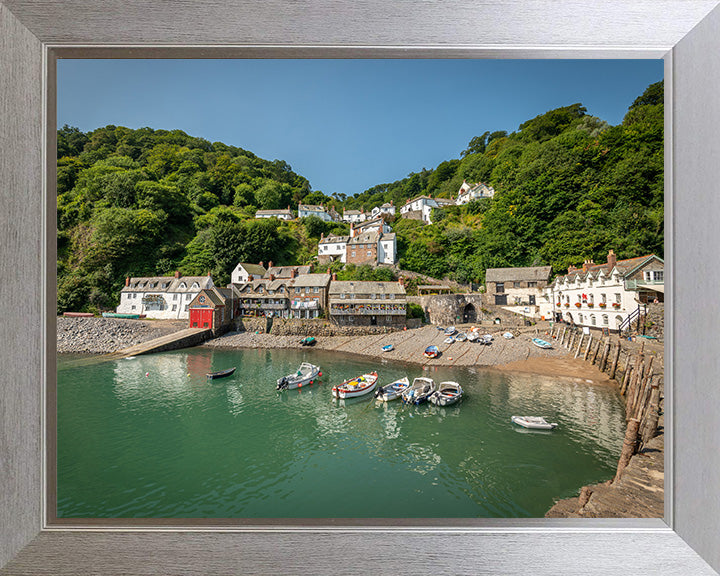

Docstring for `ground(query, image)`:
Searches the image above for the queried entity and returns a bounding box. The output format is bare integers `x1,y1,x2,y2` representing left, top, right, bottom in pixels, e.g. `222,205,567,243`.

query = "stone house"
399,195,453,224
233,278,292,318
541,250,664,332
355,217,392,235
188,287,236,330
328,278,407,327
370,202,396,218
346,231,380,265
342,208,367,223
318,223,396,266
485,266,553,308
318,233,351,264
265,263,312,279
288,273,332,319
117,272,214,320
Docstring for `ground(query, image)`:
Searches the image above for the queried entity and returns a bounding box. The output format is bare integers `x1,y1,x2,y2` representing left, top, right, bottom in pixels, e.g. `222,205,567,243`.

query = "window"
602,314,609,326
578,313,584,323
527,281,537,288
184,305,188,312
367,251,372,256
351,251,356,257
591,315,597,326
173,294,178,300
496,282,504,293
131,305,136,310
133,293,137,299
601,293,606,303
340,293,345,299
314,287,319,293
615,293,622,303
186,293,191,300
172,305,177,311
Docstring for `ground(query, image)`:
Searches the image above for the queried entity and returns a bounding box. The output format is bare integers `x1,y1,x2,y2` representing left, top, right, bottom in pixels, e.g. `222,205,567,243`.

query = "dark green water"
57,347,626,518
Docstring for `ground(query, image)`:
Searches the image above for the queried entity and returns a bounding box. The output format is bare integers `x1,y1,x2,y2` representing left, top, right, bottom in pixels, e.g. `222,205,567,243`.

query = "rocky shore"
57,317,186,354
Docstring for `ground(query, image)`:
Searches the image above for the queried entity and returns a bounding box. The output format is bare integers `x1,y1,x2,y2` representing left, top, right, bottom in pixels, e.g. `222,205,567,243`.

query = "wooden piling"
609,343,622,380
583,335,593,361
634,357,655,421
591,339,602,365
627,356,646,419
574,334,584,359
568,331,576,350
560,327,567,347
599,340,611,372
640,381,662,448
614,418,641,482
620,362,632,395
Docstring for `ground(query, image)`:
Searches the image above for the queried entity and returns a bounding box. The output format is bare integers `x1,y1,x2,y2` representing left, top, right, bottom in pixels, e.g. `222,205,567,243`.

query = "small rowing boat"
429,381,463,406
375,377,411,401
511,416,558,430
299,336,316,346
455,332,467,342
381,344,394,352
444,326,456,335
206,367,236,379
424,345,439,358
332,371,378,399
277,362,321,390
467,331,479,342
503,332,514,339
402,377,436,405
531,338,553,349
443,336,455,345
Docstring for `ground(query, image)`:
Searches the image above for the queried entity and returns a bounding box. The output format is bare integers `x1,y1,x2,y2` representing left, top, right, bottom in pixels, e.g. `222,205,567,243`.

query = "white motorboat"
511,416,558,430
455,332,467,342
429,381,463,406
402,377,436,405
444,326,456,335
375,377,411,401
467,331,479,342
443,336,455,345
503,332,514,339
277,362,321,390
531,338,553,349
332,371,378,399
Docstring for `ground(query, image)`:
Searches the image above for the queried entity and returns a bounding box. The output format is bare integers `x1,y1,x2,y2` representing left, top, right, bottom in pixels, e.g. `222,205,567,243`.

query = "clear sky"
58,59,663,198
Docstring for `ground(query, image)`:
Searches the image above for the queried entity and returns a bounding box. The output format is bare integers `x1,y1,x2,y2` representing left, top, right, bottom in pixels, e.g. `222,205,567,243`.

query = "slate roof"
329,281,406,297
347,231,380,245
319,234,350,244
289,273,331,288
122,275,213,293
237,263,267,277
265,265,312,278
485,266,553,283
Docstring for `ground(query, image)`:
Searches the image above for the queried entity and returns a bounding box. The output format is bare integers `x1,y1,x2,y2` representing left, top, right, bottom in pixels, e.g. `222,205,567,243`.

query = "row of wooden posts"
547,325,663,483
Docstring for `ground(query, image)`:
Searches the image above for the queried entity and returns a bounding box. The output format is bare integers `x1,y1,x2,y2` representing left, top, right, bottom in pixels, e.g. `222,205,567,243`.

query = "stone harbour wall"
268,317,403,337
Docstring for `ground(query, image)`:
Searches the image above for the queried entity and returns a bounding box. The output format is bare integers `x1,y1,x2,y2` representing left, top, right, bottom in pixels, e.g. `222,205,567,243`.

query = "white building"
317,234,350,263
377,232,397,265
230,262,267,284
298,204,332,221
399,195,453,224
370,202,396,219
456,180,495,205
342,209,367,223
540,250,664,332
255,208,294,220
355,217,392,235
117,272,214,320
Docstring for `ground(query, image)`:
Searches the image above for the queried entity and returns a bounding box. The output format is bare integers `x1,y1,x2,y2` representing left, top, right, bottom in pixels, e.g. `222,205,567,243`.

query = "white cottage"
117,272,214,320
456,180,495,205
231,262,267,284
541,250,664,332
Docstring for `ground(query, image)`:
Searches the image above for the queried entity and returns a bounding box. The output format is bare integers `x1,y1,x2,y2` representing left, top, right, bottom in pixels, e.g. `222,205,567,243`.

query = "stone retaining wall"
233,317,267,334
268,317,403,337
416,294,528,327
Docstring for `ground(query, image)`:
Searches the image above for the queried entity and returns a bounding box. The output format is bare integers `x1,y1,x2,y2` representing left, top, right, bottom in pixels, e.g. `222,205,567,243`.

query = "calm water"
57,348,626,518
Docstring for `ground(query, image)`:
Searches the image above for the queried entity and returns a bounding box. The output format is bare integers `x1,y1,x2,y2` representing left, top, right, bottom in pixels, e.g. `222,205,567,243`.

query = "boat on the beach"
63,312,94,317
381,344,394,352
277,362,321,390
429,381,463,407
206,367,236,379
375,376,411,401
467,331,479,342
402,377,436,405
481,334,493,345
102,312,140,319
443,336,455,345
332,371,378,399
437,326,445,331
299,336,316,346
531,337,553,349
455,332,467,342
444,326,456,335
511,415,558,430
424,345,440,358
503,332,514,339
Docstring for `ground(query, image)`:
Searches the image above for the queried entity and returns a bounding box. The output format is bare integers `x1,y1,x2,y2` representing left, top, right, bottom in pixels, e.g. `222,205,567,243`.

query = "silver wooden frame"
2,1,720,574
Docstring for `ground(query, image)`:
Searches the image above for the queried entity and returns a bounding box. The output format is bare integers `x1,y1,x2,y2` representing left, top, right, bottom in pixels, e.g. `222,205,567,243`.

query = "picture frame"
2,1,720,573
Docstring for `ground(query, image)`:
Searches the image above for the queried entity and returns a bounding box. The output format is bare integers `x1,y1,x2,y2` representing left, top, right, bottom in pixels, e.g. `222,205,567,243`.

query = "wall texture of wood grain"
0,2,43,569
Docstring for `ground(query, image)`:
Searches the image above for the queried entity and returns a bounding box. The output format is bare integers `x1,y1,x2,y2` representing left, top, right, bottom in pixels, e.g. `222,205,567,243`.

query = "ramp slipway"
107,328,213,359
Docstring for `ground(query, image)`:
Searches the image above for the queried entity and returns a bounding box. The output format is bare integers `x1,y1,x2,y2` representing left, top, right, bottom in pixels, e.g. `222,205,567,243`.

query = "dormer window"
179,282,187,289
191,282,199,290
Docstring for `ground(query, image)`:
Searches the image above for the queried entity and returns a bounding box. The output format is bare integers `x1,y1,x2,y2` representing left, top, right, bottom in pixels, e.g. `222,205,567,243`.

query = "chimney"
259,261,264,268
582,259,595,273
291,268,297,279
607,249,617,270
174,270,180,279
269,274,275,281
350,223,356,238
398,277,405,286
332,273,337,281
327,267,331,275
321,232,324,240
269,260,274,269
568,265,577,274
390,200,393,206
125,277,130,287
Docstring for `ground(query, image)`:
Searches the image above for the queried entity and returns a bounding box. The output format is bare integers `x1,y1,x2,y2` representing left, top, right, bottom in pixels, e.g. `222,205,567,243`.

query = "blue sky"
58,59,663,198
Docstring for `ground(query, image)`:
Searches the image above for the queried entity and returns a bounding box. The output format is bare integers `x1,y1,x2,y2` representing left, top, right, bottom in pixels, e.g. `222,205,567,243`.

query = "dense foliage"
57,81,663,312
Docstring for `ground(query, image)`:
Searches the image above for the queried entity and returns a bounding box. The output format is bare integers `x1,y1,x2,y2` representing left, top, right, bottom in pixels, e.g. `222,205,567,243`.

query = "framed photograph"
2,1,720,574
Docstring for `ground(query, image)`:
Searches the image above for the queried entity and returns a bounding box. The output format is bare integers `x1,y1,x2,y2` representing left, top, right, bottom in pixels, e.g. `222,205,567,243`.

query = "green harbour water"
57,347,626,518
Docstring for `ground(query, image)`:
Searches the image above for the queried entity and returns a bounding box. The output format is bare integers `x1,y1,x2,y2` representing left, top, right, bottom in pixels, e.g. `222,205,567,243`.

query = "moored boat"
531,337,553,349
206,367,236,379
444,326,456,335
102,312,140,319
375,376,411,401
402,377,436,405
332,371,378,399
455,332,467,342
443,336,455,345
277,362,321,390
511,415,558,430
63,312,94,317
424,345,440,358
429,381,463,406
299,336,316,346
503,332,514,339
381,344,394,352
467,331,479,342
481,334,493,345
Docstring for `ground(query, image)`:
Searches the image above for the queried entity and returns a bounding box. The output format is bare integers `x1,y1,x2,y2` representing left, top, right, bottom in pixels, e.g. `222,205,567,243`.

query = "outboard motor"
375,386,384,398
277,377,288,390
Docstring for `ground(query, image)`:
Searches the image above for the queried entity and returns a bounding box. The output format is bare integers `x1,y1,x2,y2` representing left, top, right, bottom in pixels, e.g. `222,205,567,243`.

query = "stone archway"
462,303,477,324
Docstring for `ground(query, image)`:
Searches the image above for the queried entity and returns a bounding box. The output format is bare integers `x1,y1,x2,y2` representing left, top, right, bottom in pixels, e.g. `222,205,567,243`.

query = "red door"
190,307,213,329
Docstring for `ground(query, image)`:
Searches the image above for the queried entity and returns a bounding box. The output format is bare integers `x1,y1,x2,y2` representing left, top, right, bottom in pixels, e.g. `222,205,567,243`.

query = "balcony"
330,303,406,315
